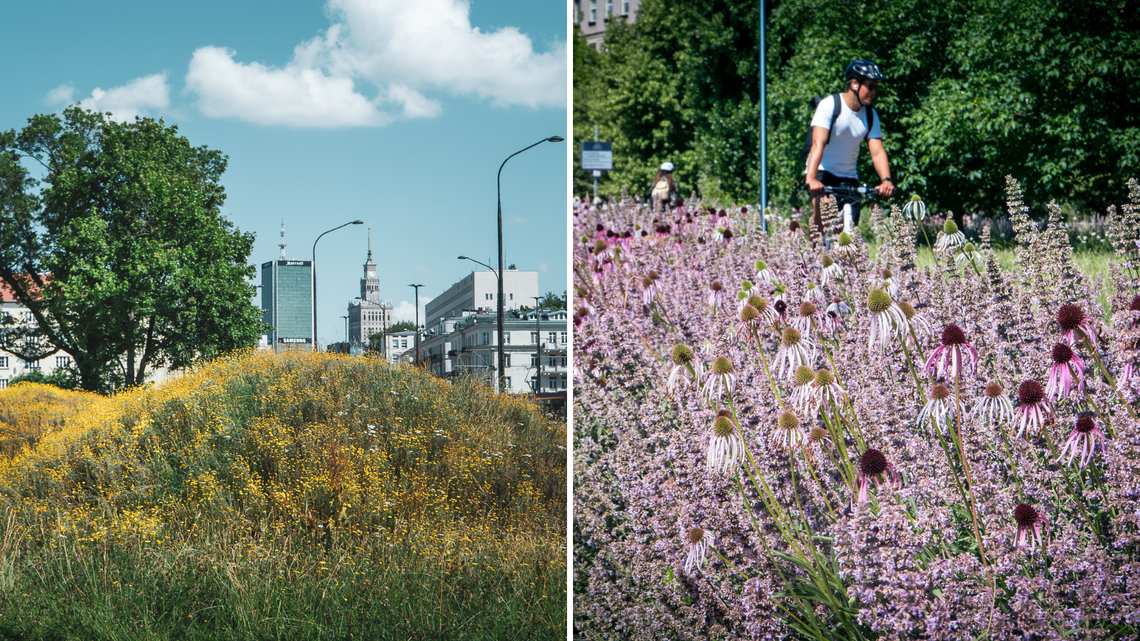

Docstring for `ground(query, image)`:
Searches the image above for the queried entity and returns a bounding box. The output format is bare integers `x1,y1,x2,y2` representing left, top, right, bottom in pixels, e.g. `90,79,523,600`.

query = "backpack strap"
826,94,841,145
865,106,875,141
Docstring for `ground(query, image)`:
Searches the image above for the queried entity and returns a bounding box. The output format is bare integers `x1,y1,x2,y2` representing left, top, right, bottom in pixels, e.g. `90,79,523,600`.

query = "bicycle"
800,183,884,234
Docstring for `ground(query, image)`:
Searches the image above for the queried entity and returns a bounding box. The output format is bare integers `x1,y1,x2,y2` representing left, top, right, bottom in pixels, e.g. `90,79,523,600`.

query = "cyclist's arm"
805,126,829,195
868,138,894,197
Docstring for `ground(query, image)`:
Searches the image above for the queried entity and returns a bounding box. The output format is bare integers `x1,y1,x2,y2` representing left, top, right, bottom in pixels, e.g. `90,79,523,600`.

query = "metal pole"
593,124,599,201
409,284,423,366
531,296,542,394
759,0,768,233
497,136,563,394
312,220,363,351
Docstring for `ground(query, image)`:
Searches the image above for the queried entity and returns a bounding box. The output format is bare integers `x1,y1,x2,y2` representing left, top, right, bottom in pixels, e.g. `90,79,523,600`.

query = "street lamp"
496,135,563,393
531,295,542,395
459,256,499,388
408,283,423,366
312,220,363,350
341,315,349,351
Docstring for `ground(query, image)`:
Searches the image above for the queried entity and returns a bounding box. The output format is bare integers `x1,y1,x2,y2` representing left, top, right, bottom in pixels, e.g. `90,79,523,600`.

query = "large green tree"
0,108,266,392
578,0,1140,217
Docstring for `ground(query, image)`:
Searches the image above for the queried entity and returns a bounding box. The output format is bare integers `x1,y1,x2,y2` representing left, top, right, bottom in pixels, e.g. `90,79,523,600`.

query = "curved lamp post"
459,255,499,386
496,136,563,393
312,220,363,350
408,283,423,366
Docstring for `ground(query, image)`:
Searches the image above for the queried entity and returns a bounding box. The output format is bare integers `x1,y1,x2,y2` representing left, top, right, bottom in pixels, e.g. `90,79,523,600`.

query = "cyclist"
650,162,679,213
805,59,895,234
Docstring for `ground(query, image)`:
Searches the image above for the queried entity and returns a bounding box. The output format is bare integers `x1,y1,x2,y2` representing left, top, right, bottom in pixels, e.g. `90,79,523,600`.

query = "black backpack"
801,94,875,157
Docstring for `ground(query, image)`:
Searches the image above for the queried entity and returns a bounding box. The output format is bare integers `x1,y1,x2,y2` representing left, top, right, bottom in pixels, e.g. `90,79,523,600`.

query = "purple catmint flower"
1058,414,1106,468
1046,342,1086,401
1013,503,1046,550
1015,379,1053,437
924,323,978,380
1057,303,1098,349
971,381,1015,427
855,448,901,507
684,527,713,573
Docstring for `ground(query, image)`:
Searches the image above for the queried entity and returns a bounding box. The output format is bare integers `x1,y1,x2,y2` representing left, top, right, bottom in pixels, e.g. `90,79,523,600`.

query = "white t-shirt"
807,96,881,179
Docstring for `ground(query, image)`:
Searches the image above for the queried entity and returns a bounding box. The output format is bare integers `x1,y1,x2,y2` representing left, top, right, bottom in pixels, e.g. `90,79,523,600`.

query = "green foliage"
577,0,1140,216
0,108,266,392
8,367,78,390
522,291,568,312
367,320,417,352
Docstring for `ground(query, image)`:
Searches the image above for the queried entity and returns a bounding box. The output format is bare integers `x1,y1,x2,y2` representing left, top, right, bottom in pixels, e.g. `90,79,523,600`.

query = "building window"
505,376,511,389
23,359,39,370
606,0,612,17
548,332,557,345
509,293,513,300
401,339,407,348
622,0,629,14
560,332,567,344
0,356,6,368
22,311,34,322
505,354,511,367
485,293,492,300
481,332,490,346
56,356,70,368
504,332,510,344
530,377,538,391
549,357,556,367
561,357,567,367
561,379,567,389
589,0,596,22
531,331,538,344
531,354,538,367
0,379,6,390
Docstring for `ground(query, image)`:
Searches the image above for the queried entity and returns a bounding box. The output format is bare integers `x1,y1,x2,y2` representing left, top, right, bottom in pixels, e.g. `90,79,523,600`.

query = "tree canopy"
575,0,1140,217
0,108,265,392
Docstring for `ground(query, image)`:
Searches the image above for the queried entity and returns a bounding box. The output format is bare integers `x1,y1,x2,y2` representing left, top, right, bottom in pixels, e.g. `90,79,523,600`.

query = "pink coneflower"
707,281,727,311
790,301,824,337
803,425,832,461
1058,415,1106,468
804,282,825,304
666,343,703,396
855,448,901,507
820,255,844,286
735,302,764,337
971,381,1015,428
872,268,899,300
1013,503,1046,550
866,289,908,352
785,220,803,241
1057,303,1098,349
772,411,807,451
1046,342,1086,401
640,270,660,306
774,327,816,379
808,367,847,417
702,356,737,405
773,298,789,324
745,295,778,327
1015,380,1053,437
755,259,779,287
917,383,956,432
924,324,978,380
684,527,713,573
790,365,817,415
707,410,744,474
897,301,931,341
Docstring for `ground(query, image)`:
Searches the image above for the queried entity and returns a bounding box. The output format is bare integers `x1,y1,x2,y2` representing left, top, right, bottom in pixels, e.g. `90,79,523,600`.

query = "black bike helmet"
845,59,885,83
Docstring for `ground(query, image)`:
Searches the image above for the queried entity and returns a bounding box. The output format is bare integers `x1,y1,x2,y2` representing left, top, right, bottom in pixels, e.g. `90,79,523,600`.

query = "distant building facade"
347,226,393,349
0,283,61,390
261,227,313,348
576,0,641,49
424,268,538,324
419,308,568,395
381,331,417,366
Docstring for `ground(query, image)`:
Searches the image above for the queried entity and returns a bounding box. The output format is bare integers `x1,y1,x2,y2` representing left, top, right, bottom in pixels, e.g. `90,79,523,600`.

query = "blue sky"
0,0,568,346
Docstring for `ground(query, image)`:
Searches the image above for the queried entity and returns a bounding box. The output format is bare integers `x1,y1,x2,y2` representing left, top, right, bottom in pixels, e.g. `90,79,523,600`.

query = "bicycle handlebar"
800,184,881,199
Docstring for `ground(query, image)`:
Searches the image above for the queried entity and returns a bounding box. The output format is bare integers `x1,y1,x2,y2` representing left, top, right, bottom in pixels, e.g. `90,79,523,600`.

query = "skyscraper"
261,225,313,348
347,225,393,347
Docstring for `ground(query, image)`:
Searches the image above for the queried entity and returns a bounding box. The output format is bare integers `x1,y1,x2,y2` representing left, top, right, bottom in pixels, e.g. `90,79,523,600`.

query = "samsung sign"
278,338,312,344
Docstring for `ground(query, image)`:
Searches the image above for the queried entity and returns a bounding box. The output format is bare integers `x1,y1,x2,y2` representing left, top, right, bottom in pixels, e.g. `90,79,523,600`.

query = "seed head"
897,301,916,320
781,327,803,346
594,239,608,253
859,449,889,477
712,411,735,438
984,381,1004,399
722,228,734,240
1057,304,1085,331
799,301,817,317
821,255,835,268
963,242,977,253
687,527,706,544
837,232,853,247
710,281,724,292
671,343,694,365
942,219,959,235
737,291,748,301
741,279,754,291
774,300,787,315
941,323,967,346
931,384,951,402
641,276,654,288
740,304,760,323
808,426,828,443
1013,504,1040,528
1075,415,1096,434
1052,343,1074,364
1018,380,1046,406
910,194,922,202
755,259,768,271
711,356,734,376
794,365,816,387
813,368,835,387
881,268,893,279
867,289,892,314
647,270,659,280
748,295,767,312
788,221,801,232
778,411,800,432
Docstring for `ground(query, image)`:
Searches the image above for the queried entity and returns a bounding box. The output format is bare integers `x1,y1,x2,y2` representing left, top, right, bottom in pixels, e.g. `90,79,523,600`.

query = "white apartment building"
418,308,568,395
0,282,68,390
424,268,538,324
380,331,418,366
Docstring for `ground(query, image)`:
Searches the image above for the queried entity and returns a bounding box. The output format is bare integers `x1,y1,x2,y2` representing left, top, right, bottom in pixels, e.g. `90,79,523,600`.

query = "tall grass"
0,350,566,640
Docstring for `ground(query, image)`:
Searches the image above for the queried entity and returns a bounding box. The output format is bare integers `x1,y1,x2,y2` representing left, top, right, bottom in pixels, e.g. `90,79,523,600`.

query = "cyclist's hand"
877,180,894,197
806,178,824,195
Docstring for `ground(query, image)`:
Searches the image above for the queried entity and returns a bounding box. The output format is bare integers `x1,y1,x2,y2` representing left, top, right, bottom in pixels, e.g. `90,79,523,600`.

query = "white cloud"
184,0,564,127
46,74,171,122
392,297,432,324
